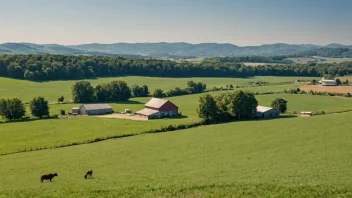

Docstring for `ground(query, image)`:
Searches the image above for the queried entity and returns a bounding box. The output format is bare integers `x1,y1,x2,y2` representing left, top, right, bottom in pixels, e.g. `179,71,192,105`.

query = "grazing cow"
84,170,93,179
40,173,58,183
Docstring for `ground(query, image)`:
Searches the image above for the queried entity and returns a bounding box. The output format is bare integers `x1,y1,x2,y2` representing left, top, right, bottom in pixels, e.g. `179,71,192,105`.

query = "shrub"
58,95,65,103
60,109,66,115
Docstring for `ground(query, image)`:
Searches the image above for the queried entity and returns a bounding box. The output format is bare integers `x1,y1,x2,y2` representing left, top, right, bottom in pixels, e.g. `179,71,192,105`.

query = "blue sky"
0,0,351,45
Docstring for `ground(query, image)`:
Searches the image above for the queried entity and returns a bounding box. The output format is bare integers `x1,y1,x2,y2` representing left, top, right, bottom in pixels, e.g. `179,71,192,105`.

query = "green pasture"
1,111,352,197
0,76,317,102
1,92,351,155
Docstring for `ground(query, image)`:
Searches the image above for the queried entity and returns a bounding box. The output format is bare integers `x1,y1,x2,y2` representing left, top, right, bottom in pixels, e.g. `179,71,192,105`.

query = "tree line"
72,80,207,102
71,81,145,103
0,97,49,121
0,54,351,81
152,80,207,98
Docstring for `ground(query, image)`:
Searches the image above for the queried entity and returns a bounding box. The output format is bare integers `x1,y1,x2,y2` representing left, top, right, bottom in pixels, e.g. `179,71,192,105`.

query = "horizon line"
1,41,351,47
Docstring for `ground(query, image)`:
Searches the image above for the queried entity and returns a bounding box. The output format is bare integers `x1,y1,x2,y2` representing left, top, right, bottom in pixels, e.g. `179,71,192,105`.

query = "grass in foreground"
1,112,352,197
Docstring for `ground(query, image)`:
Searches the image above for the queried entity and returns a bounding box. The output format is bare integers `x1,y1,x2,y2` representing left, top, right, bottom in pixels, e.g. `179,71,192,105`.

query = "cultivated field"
1,112,352,197
1,75,352,197
0,76,317,102
301,85,352,94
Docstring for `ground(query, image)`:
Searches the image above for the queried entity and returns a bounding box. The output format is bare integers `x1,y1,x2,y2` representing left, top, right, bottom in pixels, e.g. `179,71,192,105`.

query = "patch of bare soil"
301,85,352,94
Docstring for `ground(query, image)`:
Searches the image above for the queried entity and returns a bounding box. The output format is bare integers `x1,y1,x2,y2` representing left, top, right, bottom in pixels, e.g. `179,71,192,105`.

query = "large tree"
271,98,288,113
197,94,218,121
0,98,26,120
227,90,258,120
29,97,50,118
71,81,94,103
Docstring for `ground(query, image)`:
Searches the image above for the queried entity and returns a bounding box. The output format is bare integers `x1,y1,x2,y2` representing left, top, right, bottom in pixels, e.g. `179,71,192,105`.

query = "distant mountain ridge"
1,42,352,57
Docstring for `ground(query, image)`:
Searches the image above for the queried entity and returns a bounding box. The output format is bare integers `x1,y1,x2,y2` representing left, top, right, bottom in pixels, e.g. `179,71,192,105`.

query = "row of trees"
152,81,207,98
71,81,136,103
0,97,49,120
0,54,351,81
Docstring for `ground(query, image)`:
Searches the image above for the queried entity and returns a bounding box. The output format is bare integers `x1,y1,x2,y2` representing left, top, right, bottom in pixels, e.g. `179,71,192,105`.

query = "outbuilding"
136,98,179,119
72,107,80,115
320,78,337,86
255,106,280,118
300,111,312,117
79,104,113,115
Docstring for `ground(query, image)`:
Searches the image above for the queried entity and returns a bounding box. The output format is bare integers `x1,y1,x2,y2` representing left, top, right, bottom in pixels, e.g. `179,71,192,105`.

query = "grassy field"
0,76,317,102
1,92,351,155
256,94,352,113
1,111,352,197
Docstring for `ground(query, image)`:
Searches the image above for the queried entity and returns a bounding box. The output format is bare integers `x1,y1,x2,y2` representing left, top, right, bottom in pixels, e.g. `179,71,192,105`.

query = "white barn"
255,106,280,118
320,78,337,86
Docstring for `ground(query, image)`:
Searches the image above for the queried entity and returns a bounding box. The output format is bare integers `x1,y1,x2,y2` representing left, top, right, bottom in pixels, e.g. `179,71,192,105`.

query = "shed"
72,107,80,115
255,106,280,118
80,104,113,115
300,112,312,117
136,98,179,119
320,78,337,86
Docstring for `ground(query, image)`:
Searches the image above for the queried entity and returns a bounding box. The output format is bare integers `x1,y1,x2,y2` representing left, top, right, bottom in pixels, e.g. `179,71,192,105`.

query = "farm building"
71,107,80,115
255,106,280,118
300,112,312,117
320,78,337,86
136,98,179,120
79,104,113,115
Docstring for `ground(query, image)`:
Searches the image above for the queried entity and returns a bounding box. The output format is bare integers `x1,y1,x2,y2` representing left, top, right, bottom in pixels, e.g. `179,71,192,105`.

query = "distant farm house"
72,104,113,115
255,106,280,118
136,98,179,120
319,78,337,86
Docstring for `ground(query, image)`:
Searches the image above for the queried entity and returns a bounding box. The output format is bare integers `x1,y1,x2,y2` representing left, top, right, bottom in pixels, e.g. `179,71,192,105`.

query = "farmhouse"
78,104,113,115
136,98,178,120
320,78,337,86
255,106,280,118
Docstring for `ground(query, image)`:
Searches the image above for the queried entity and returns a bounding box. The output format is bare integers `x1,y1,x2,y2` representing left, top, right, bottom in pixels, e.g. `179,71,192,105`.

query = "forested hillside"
298,48,352,58
208,55,295,64
0,54,351,81
2,42,352,57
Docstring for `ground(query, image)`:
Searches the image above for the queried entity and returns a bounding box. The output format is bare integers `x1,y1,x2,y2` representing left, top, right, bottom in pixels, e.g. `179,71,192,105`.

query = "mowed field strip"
0,76,317,102
1,112,352,197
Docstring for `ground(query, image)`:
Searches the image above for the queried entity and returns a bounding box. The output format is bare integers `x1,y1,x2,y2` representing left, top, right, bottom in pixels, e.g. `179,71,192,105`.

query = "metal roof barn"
80,104,113,115
255,105,280,118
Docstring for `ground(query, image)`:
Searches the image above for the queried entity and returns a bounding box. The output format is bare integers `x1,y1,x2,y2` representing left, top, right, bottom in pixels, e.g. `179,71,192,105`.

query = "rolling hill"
1,42,352,57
